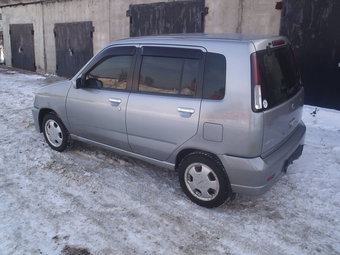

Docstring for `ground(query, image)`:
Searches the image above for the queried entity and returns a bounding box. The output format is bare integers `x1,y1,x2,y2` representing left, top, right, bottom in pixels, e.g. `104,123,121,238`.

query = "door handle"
109,98,122,104
177,107,195,114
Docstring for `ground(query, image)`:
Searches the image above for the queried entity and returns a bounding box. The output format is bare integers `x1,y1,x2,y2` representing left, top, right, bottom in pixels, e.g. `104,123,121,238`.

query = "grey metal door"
10,23,36,71
280,0,340,110
54,22,94,78
66,87,131,151
128,0,206,37
66,46,136,151
126,94,201,161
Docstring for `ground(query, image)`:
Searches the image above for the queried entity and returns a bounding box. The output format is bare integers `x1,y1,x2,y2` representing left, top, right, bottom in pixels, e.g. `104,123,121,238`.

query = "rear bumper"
218,121,306,196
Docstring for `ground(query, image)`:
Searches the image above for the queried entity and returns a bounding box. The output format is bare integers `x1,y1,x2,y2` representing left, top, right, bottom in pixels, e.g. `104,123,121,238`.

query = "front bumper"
32,107,41,133
218,121,306,196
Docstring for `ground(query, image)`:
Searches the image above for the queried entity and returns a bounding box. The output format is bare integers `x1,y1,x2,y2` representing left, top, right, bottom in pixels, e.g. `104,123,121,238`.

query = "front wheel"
178,152,231,208
42,112,69,152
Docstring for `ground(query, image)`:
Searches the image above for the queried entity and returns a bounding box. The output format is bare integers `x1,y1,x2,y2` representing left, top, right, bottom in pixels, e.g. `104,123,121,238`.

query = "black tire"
178,152,231,208
42,112,69,152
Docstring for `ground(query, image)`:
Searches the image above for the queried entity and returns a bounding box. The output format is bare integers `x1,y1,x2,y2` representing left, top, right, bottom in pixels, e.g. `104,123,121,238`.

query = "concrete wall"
42,0,111,73
1,0,281,74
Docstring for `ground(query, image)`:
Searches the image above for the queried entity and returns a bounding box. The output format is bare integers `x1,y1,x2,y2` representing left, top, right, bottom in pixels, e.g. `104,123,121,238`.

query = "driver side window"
85,55,132,90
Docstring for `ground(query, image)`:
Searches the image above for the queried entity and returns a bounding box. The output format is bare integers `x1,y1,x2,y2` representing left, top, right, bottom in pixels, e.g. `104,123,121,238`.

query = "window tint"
203,53,226,100
139,56,199,96
85,55,132,90
181,59,199,96
257,46,301,109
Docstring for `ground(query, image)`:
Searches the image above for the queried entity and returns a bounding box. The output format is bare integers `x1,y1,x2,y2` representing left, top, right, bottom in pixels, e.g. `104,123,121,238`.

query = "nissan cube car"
32,34,306,208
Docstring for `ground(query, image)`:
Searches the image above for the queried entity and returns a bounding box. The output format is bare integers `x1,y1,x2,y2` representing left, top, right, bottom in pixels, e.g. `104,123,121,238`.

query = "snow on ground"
0,65,339,255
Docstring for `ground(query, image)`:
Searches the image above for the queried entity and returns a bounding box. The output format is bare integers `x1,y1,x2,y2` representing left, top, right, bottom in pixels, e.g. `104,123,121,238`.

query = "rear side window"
255,46,301,109
203,53,226,100
138,47,201,96
139,56,199,96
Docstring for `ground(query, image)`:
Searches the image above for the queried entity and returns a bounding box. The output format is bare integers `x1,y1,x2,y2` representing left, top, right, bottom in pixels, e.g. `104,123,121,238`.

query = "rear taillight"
254,85,262,110
252,54,262,110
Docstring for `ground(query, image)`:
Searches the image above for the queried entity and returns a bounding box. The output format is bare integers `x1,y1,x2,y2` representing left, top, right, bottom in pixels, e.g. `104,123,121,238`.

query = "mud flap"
282,144,304,173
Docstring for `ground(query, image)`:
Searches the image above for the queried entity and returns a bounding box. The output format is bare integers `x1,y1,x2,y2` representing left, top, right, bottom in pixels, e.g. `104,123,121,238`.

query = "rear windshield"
257,45,301,109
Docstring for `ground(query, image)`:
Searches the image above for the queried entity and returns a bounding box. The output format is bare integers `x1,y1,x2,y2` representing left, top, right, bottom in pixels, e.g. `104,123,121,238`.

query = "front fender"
33,80,72,131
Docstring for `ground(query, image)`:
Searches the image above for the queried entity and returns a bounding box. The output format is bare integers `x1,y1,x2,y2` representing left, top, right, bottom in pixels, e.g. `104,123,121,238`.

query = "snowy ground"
0,65,339,255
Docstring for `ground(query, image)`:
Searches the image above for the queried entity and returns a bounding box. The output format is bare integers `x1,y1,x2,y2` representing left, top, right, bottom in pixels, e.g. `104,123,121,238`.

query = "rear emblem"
263,100,268,109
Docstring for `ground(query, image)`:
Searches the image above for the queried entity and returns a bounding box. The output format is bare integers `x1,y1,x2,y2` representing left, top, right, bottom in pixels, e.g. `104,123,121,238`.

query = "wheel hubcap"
184,163,220,201
45,120,63,147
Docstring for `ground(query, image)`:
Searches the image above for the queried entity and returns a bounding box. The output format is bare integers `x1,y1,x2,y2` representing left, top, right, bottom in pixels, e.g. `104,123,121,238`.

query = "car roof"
112,33,284,43
108,33,287,51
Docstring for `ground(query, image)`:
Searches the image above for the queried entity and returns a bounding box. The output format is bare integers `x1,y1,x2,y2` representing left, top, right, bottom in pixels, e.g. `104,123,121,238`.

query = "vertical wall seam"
236,0,244,33
42,2,47,73
108,0,111,41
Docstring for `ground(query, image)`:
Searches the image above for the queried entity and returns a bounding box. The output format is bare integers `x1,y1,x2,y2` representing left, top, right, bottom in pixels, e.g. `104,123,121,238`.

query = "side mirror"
75,74,86,89
85,78,103,88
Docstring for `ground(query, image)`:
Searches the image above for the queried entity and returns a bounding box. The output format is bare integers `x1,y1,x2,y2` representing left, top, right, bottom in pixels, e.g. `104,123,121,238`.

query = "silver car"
32,34,306,208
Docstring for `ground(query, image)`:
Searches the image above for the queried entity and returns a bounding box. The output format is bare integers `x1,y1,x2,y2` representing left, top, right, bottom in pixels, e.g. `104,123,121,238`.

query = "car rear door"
254,43,305,156
126,46,205,161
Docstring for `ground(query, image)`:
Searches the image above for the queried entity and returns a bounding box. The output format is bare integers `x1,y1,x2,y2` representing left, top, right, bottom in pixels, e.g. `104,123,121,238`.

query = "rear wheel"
42,113,69,152
178,152,231,208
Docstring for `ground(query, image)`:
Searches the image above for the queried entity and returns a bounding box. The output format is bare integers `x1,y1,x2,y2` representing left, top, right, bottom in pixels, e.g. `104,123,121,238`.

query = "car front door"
126,46,204,161
66,46,136,151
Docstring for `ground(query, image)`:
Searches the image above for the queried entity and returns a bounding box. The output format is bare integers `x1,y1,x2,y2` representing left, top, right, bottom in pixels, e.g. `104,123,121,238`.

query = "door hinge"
126,9,132,24
203,6,209,16
201,7,209,23
90,26,95,38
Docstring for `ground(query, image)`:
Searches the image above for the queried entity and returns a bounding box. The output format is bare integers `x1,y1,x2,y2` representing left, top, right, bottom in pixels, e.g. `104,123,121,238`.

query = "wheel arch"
175,149,222,171
38,108,56,132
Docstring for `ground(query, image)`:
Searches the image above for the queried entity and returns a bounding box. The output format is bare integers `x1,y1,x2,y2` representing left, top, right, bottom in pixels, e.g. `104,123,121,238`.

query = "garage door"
54,21,94,78
128,0,206,37
10,23,36,71
280,0,340,110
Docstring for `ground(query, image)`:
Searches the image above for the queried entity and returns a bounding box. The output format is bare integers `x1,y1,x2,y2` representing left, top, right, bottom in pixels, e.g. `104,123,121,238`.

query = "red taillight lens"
252,54,261,85
252,54,262,110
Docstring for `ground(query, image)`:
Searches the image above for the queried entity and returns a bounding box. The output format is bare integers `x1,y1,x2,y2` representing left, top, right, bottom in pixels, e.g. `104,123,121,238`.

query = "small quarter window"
203,53,226,100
